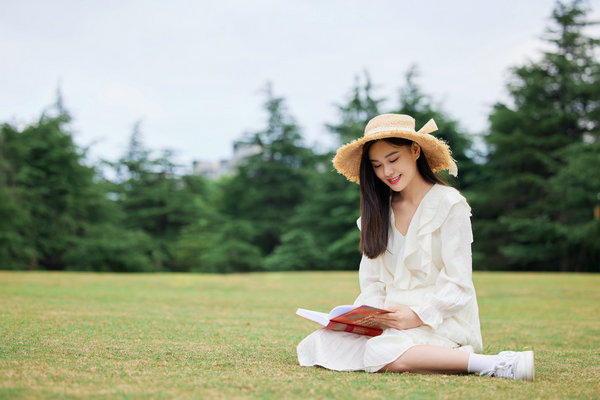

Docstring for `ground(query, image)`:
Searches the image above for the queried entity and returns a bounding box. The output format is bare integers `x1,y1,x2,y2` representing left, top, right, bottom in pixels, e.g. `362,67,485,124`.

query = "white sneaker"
480,351,535,381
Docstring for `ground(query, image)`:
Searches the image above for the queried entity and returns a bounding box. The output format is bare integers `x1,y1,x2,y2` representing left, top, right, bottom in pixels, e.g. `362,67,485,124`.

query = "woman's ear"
411,142,421,160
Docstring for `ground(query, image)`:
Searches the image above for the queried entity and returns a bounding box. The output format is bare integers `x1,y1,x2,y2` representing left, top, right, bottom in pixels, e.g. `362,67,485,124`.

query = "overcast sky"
2,0,599,170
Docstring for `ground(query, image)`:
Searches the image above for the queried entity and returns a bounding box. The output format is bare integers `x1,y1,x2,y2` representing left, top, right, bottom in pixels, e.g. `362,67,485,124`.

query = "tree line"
1,1,599,272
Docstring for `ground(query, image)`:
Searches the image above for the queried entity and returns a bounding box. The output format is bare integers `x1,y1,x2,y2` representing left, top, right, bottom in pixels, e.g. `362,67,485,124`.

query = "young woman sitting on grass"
297,113,534,380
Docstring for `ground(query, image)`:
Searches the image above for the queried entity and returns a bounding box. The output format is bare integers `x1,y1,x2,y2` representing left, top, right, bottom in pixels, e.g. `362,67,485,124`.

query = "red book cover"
296,305,391,337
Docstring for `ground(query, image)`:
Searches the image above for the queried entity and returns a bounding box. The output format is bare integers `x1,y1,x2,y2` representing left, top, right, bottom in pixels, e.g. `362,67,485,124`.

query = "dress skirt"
297,326,469,372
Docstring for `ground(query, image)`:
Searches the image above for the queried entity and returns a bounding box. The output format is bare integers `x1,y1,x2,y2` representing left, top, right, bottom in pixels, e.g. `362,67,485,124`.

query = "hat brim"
332,129,455,183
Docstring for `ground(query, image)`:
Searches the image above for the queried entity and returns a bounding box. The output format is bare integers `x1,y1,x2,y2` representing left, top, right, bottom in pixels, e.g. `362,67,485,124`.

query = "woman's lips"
388,175,401,184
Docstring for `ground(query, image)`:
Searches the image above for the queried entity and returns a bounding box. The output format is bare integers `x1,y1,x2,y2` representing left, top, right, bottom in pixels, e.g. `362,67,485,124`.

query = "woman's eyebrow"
370,151,399,162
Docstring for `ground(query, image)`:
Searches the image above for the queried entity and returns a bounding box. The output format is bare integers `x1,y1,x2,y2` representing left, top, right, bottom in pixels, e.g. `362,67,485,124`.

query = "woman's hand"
373,305,423,330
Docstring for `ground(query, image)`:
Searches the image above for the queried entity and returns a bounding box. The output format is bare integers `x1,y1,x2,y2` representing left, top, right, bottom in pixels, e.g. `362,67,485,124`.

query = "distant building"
193,142,262,179
192,159,231,180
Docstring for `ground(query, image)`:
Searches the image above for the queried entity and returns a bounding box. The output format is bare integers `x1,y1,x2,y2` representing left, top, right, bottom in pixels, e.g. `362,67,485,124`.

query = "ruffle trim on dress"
394,185,470,290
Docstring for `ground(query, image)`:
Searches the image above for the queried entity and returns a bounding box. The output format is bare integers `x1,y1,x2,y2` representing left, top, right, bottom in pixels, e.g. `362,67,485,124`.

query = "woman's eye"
372,164,381,169
390,158,399,163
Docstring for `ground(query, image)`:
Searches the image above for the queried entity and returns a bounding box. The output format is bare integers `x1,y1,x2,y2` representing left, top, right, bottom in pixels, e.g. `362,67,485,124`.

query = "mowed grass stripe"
0,271,598,399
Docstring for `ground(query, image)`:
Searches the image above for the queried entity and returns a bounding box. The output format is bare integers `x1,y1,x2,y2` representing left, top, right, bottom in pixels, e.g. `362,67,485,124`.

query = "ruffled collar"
391,184,468,289
389,184,439,237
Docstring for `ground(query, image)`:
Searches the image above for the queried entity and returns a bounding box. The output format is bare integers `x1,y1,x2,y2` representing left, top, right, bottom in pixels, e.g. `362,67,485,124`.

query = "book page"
328,305,357,319
295,308,330,327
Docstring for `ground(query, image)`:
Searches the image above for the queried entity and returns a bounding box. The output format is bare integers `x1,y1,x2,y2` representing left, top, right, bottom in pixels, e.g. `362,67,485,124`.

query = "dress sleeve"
352,217,386,308
410,201,475,330
353,254,386,308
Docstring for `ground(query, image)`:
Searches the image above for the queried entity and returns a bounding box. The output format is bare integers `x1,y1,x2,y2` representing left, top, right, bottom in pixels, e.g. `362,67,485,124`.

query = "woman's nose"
384,164,393,177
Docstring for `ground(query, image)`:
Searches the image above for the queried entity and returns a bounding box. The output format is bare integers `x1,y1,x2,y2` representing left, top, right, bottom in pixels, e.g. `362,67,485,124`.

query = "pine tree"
221,84,314,262
0,101,112,269
391,66,480,191
265,74,382,270
474,0,600,271
112,125,203,270
0,124,33,267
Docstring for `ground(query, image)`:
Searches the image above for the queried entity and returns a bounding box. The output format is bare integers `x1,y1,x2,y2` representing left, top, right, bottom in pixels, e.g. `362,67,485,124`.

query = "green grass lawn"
0,271,599,399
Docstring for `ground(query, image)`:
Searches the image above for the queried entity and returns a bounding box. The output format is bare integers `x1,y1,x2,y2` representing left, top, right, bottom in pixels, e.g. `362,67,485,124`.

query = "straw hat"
332,113,457,183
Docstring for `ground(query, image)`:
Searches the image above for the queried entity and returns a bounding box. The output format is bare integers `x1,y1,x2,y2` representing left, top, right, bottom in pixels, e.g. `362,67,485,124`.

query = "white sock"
467,353,499,374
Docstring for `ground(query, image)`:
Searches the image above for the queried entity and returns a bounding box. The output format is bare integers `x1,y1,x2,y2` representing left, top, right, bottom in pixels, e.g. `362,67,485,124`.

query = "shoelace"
480,360,515,379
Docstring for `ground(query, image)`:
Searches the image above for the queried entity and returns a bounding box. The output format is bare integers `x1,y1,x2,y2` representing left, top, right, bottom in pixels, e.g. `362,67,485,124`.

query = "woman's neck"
393,177,434,206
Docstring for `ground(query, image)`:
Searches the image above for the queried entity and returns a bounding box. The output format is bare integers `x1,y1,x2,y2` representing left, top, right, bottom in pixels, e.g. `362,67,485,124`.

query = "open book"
296,304,391,337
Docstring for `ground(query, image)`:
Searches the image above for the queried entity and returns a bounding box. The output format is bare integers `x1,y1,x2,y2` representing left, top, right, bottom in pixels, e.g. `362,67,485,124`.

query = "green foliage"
0,177,32,268
546,141,600,269
264,229,327,271
0,128,32,267
220,84,315,265
266,75,380,270
0,105,109,269
0,107,202,272
2,2,597,273
325,72,383,145
472,0,600,271
64,224,154,272
391,66,482,190
264,161,361,270
193,219,263,273
172,178,263,273
111,127,205,271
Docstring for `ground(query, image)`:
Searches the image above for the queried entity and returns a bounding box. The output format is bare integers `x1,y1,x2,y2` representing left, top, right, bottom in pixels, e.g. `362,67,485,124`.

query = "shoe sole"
520,351,535,381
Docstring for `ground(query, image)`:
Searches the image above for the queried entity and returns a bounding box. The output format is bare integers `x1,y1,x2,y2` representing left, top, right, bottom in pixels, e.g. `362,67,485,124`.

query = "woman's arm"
353,254,387,309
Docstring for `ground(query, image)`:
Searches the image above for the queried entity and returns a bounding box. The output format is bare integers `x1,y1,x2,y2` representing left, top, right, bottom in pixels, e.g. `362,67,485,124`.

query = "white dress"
297,184,483,372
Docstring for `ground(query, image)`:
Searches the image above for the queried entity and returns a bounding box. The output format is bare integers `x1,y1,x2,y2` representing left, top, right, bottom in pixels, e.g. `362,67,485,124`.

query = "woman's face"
368,140,421,192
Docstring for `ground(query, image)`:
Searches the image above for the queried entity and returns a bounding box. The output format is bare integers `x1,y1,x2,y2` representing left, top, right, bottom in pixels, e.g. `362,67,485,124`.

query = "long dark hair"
359,138,446,259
